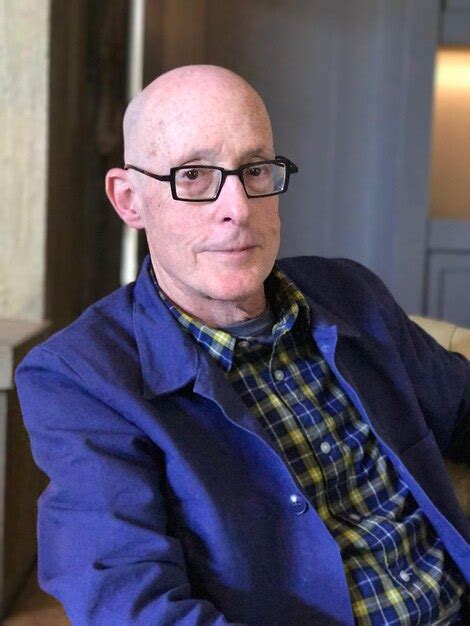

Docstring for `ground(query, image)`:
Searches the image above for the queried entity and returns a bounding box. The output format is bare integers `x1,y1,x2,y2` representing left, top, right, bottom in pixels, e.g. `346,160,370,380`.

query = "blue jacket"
16,255,470,626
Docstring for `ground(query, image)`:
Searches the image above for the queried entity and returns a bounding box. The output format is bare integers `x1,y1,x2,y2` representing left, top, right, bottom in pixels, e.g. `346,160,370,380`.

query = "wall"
0,0,50,610
143,0,439,312
0,0,50,320
204,0,439,313
0,0,128,612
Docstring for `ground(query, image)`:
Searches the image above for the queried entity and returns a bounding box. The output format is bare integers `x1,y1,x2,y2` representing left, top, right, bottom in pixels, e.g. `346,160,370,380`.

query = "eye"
249,166,262,177
184,169,200,180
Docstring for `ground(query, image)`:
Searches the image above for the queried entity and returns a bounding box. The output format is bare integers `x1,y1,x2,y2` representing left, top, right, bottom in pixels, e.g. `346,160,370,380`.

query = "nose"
216,174,251,224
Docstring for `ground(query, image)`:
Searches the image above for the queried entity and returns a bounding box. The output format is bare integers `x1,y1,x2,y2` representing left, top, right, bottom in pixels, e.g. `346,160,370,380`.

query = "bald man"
16,66,470,625
107,65,280,327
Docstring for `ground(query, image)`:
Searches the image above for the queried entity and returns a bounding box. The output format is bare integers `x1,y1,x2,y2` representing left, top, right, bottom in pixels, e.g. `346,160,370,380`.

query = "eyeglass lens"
175,168,222,200
174,163,287,200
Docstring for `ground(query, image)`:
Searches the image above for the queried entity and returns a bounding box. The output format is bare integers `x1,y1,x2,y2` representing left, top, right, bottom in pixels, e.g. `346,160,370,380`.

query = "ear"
105,168,145,229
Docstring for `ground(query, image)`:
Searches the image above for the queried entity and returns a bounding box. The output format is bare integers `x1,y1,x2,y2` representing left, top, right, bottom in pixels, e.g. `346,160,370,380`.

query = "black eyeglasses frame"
124,155,298,202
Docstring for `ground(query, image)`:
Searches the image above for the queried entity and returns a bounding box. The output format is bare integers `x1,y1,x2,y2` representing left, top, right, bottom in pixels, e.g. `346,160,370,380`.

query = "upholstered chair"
411,316,470,515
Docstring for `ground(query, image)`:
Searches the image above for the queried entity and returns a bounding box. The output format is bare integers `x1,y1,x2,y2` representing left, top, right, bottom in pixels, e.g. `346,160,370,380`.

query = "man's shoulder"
277,255,388,303
276,254,403,334
278,254,372,277
18,281,138,379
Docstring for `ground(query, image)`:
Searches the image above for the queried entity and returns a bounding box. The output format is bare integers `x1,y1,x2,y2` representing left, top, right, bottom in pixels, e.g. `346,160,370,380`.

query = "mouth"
218,246,253,252
209,246,257,259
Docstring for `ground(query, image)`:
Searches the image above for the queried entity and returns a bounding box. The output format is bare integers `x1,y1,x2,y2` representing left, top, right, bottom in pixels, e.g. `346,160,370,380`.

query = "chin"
201,270,266,303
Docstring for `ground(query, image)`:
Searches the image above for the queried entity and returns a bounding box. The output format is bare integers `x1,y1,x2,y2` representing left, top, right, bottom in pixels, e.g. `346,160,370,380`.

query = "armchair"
411,315,470,515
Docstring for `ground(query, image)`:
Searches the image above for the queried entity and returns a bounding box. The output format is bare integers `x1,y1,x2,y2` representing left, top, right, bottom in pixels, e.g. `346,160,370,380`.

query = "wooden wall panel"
47,0,128,330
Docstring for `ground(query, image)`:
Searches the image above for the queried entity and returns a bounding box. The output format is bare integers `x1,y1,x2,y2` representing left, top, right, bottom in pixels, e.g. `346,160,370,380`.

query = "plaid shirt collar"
149,263,311,373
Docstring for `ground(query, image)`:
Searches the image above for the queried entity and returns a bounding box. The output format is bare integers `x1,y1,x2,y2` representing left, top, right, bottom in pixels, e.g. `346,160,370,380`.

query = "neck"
173,294,268,327
152,268,267,328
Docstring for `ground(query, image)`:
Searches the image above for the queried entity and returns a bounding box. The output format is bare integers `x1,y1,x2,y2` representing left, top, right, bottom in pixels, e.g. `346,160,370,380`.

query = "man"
16,65,469,625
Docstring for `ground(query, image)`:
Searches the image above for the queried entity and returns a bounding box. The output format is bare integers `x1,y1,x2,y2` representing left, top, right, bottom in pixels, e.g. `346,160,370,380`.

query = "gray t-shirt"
218,302,275,344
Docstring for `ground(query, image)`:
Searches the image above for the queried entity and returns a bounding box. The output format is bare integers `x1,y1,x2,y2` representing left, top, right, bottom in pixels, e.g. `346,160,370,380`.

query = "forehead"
144,87,273,166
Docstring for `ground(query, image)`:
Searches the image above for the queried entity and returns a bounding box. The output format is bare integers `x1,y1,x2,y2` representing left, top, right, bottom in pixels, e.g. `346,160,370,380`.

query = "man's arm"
360,261,470,464
395,312,470,464
15,347,245,626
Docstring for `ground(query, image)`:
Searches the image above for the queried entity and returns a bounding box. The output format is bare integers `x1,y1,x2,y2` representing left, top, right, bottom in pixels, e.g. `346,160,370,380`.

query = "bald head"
106,64,283,326
123,65,273,167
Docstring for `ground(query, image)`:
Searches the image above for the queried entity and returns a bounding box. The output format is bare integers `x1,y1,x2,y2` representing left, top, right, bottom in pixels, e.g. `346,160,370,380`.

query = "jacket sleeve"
357,262,470,465
15,347,246,626
397,314,470,464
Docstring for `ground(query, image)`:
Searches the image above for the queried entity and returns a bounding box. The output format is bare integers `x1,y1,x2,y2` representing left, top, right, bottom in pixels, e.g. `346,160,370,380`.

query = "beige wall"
0,0,50,320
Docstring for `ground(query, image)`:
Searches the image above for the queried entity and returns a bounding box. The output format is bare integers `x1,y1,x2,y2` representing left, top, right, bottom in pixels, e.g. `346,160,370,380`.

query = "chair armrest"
410,315,470,515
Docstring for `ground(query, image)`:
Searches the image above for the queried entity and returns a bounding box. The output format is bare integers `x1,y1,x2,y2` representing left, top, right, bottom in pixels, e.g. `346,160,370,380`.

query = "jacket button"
289,494,308,515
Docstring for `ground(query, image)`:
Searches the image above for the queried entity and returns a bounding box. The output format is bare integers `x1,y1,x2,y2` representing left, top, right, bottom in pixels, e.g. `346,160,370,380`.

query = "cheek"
261,207,281,244
143,200,203,262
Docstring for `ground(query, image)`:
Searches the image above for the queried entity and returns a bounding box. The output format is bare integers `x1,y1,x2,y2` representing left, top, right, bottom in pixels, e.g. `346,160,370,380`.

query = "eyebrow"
177,147,273,166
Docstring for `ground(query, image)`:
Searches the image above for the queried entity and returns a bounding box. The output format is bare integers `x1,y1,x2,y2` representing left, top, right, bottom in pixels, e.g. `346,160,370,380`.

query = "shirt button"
274,369,285,381
349,513,361,522
320,441,331,454
320,344,330,353
399,570,411,583
289,494,308,515
238,340,250,349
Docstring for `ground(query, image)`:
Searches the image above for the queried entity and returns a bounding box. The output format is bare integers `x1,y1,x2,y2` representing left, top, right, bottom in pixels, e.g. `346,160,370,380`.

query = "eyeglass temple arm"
123,165,171,181
275,155,298,173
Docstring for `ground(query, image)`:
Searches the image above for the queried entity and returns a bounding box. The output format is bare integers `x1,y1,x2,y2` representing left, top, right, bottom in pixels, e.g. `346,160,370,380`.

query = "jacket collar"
132,255,359,398
132,256,201,399
304,294,360,339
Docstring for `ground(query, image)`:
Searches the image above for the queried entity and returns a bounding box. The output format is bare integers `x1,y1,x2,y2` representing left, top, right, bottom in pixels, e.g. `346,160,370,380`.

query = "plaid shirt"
152,264,467,625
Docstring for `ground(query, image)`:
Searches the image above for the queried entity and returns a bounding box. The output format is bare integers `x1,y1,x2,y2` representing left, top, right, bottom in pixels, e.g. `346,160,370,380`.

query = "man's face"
134,87,281,316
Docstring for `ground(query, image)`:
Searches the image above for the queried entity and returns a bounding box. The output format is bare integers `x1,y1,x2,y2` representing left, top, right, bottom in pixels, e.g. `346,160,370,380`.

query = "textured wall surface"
0,1,50,320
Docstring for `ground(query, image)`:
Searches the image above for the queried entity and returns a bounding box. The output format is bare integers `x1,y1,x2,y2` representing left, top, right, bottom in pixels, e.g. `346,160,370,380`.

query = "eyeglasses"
124,155,298,202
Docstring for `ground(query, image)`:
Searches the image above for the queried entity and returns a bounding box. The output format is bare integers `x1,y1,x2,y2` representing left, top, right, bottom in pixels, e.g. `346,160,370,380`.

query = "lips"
211,246,256,255
207,241,258,252
218,246,253,252
206,246,257,262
